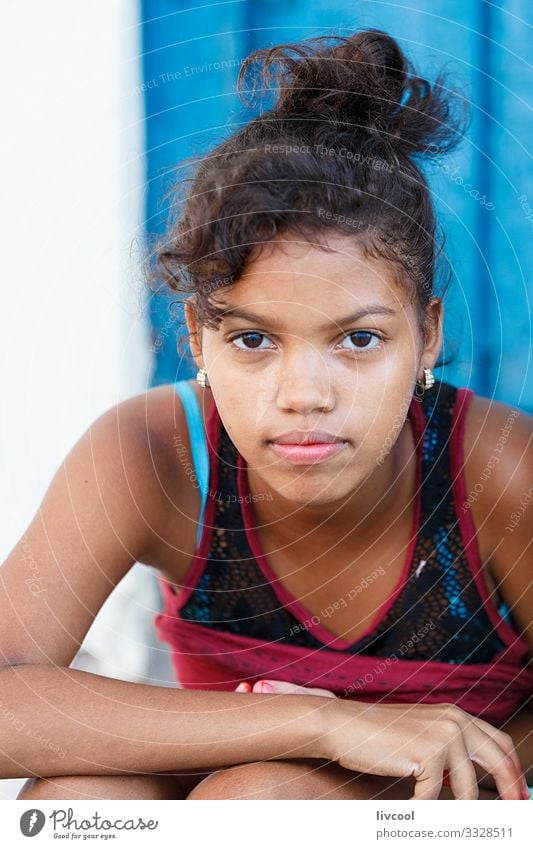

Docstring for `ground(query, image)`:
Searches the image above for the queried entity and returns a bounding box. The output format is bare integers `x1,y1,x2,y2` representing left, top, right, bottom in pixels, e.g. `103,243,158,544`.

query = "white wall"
0,2,150,525
0,2,174,800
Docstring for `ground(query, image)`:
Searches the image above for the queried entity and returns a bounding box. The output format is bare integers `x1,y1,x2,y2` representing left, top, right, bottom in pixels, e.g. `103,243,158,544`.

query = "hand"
322,699,529,801
234,682,528,799
234,679,337,698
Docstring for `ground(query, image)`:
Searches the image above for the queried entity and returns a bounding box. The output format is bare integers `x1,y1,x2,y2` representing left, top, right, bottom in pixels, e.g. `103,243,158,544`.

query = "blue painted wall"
140,1,533,412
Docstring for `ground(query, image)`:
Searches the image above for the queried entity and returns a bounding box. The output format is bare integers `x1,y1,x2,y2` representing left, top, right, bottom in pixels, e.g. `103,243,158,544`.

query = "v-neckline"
236,396,426,651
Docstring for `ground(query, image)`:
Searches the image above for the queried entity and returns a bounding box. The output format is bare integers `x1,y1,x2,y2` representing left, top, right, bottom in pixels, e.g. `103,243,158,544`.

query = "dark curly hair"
147,28,468,364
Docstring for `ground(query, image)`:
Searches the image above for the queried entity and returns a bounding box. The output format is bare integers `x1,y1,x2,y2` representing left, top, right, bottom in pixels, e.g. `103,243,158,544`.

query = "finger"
235,682,252,692
469,716,524,784
474,728,529,798
410,762,445,800
252,679,336,698
445,710,524,799
468,732,522,800
446,738,479,800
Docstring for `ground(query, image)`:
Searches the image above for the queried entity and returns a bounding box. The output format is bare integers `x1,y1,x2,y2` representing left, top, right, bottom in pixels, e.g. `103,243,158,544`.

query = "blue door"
140,1,533,412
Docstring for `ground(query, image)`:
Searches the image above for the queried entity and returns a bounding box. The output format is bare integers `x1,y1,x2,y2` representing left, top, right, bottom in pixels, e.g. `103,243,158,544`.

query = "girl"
3,29,532,801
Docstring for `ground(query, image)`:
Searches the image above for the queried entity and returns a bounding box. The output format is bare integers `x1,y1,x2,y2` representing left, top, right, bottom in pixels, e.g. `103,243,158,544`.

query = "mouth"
270,429,345,445
268,438,348,465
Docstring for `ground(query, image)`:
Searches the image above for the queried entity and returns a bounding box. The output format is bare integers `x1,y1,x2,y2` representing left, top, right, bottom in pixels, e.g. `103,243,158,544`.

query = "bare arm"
1,666,526,800
0,665,328,779
464,399,533,790
0,389,328,780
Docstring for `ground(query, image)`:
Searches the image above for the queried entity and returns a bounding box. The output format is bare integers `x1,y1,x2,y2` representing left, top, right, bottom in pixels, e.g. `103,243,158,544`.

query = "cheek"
369,388,414,457
213,393,260,457
253,379,279,430
212,359,278,433
339,381,413,448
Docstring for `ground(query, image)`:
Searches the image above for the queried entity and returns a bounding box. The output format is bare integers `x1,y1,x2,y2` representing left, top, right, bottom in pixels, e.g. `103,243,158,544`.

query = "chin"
272,472,357,507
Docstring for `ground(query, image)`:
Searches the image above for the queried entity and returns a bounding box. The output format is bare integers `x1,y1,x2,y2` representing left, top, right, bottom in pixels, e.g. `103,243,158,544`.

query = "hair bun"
238,29,465,157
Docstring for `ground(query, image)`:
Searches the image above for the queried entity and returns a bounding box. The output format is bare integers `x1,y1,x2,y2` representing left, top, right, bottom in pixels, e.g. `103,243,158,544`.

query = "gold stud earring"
415,367,435,396
196,367,210,389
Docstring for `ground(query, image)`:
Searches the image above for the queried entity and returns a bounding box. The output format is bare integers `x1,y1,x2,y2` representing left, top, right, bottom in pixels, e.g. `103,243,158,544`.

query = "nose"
275,346,334,414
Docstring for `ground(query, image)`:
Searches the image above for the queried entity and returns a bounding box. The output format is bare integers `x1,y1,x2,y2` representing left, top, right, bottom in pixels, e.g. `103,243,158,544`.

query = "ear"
184,300,204,368
420,296,443,374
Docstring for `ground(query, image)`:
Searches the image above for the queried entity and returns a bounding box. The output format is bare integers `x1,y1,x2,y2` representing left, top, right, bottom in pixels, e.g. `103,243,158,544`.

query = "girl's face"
186,232,442,507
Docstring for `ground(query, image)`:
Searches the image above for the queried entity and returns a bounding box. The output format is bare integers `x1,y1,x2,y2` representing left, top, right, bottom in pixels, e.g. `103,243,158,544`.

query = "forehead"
213,232,408,314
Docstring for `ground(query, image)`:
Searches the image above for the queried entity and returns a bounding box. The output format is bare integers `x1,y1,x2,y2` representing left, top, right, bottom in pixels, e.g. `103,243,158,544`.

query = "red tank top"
154,381,533,725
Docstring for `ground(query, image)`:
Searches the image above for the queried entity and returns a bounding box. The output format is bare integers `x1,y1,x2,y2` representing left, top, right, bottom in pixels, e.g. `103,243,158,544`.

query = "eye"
339,330,383,352
229,331,275,351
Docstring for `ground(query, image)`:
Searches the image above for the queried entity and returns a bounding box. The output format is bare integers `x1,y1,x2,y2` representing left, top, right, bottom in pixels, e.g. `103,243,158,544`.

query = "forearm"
476,706,533,790
0,665,330,779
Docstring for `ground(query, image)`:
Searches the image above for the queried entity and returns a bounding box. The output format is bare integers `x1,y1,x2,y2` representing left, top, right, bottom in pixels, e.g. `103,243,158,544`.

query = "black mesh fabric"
179,381,506,663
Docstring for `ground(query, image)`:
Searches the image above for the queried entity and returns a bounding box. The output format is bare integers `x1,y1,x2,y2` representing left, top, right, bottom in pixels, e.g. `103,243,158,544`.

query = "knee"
18,776,99,800
17,773,178,801
187,760,318,800
186,759,421,801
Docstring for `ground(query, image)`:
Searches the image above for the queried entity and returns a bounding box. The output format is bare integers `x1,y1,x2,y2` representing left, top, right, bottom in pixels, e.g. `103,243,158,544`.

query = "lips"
269,429,344,445
268,441,347,465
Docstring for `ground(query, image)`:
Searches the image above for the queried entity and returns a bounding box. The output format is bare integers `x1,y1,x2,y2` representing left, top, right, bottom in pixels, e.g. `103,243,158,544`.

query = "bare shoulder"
462,392,531,538
462,391,533,656
0,380,210,667
133,380,214,586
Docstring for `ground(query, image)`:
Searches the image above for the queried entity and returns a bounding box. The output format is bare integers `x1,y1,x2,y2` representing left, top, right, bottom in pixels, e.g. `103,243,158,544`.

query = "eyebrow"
215,303,398,328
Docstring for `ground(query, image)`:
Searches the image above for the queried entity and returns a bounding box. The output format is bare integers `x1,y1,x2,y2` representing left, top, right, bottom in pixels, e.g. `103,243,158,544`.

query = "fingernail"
259,681,275,693
235,683,247,692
